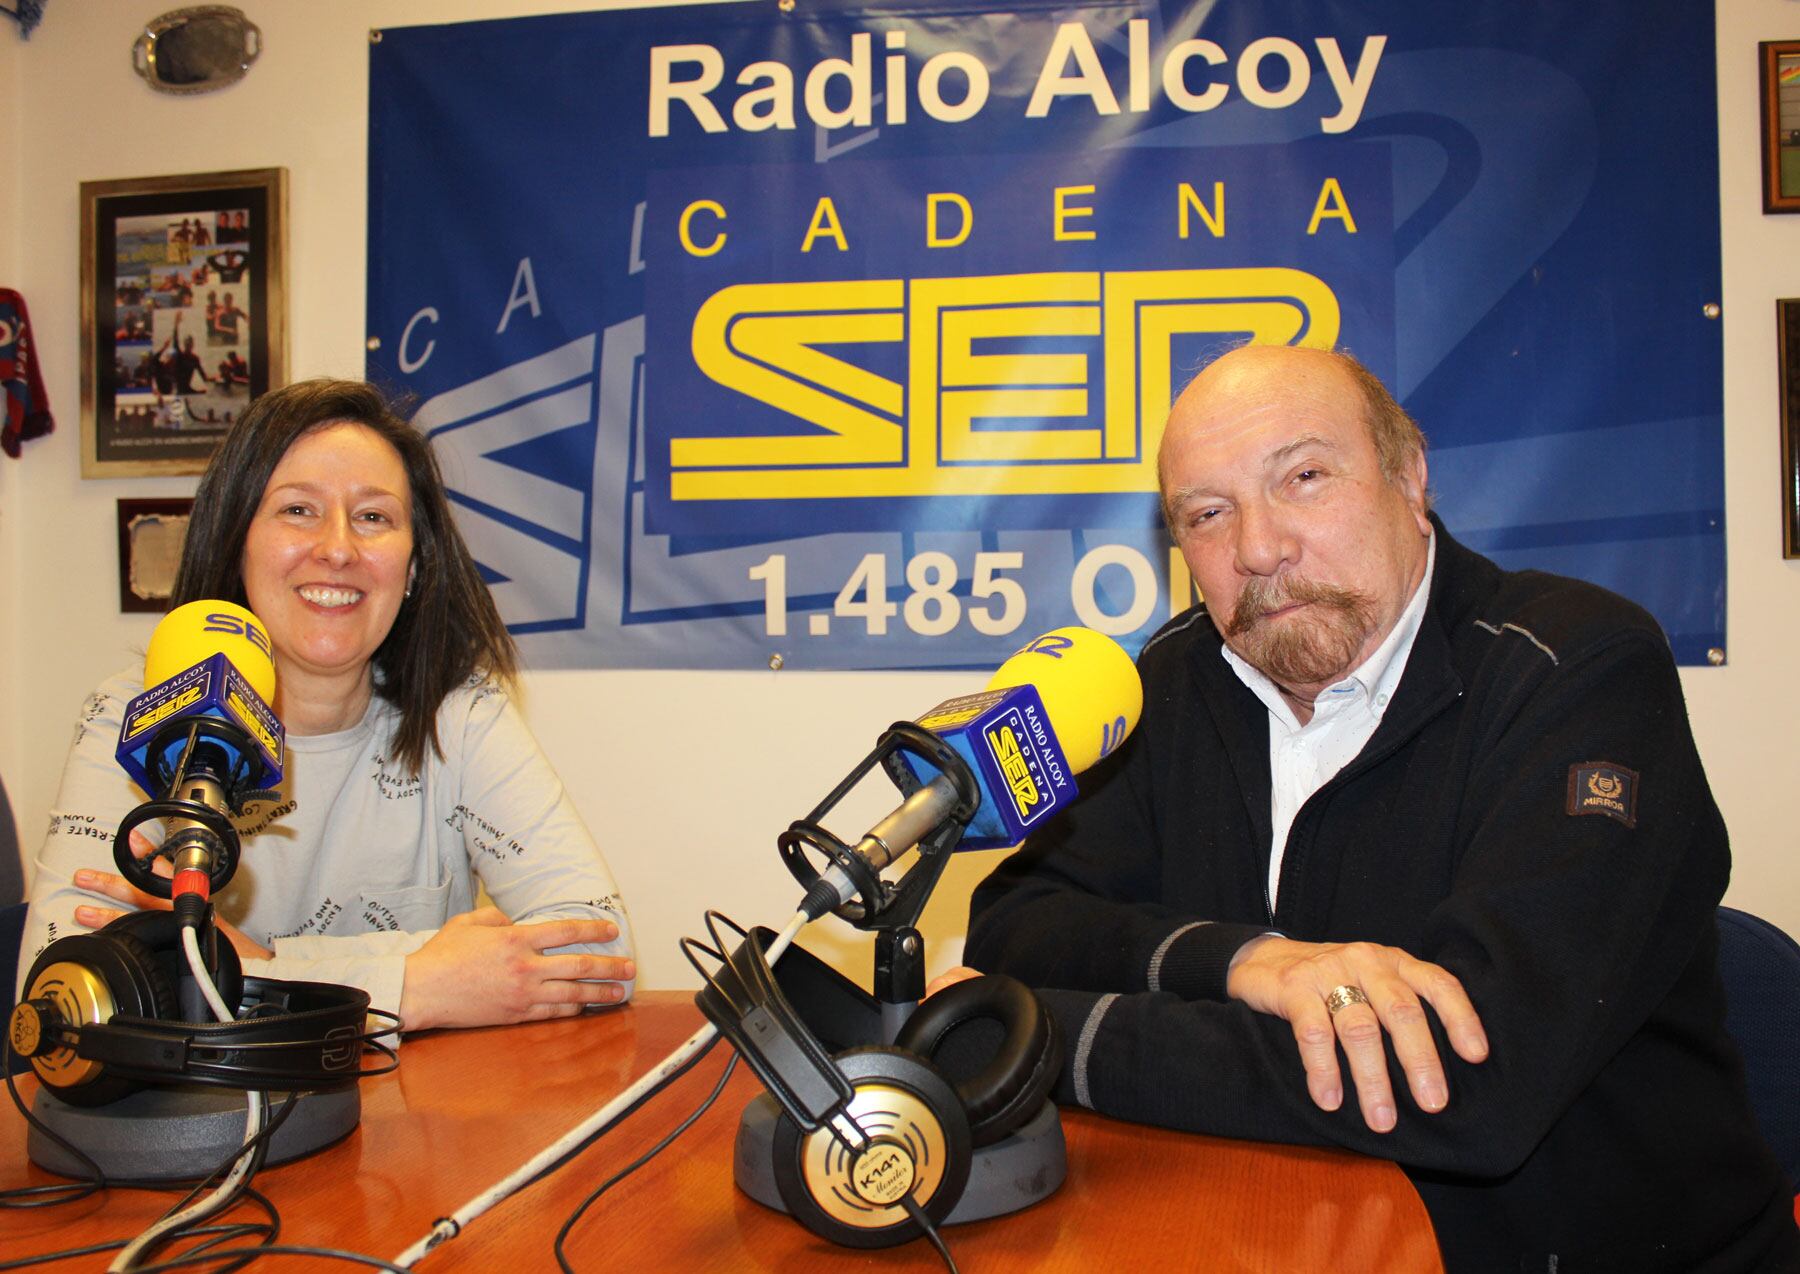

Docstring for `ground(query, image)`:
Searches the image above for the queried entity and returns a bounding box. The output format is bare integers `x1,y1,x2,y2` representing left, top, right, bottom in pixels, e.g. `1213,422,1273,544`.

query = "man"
173,334,209,397
958,345,1798,1270
212,290,249,339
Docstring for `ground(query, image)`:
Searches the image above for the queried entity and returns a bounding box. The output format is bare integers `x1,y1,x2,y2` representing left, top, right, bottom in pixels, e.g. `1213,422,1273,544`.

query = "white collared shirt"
1221,533,1437,912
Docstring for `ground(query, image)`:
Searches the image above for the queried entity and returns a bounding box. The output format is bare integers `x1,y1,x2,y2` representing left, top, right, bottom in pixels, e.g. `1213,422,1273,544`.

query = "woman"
19,380,634,1031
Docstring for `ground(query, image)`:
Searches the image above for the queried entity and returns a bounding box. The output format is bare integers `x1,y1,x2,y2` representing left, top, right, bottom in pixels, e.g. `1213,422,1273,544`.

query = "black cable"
900,1194,961,1274
0,1032,108,1208
0,1189,278,1271
552,1049,740,1273
0,1174,407,1274
131,1243,411,1273
0,1226,272,1272
135,1217,275,1274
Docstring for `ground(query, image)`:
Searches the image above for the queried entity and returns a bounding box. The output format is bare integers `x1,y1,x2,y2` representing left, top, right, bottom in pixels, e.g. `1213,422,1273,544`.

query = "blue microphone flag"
902,684,1076,850
116,652,285,796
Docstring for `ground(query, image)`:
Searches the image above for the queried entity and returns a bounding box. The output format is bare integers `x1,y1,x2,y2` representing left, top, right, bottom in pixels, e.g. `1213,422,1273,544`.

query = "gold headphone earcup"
769,1047,972,1249
15,928,177,1106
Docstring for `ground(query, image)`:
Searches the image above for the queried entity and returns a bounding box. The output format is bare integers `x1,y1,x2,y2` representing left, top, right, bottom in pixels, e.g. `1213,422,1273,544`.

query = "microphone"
906,625,1144,849
112,599,286,914
788,626,1143,921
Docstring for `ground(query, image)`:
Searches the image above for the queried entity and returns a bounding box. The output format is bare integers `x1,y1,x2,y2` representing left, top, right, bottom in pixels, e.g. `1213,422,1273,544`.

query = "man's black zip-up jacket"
968,522,1799,1271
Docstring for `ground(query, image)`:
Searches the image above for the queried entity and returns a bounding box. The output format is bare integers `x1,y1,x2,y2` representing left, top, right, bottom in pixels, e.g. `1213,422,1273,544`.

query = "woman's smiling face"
239,422,415,692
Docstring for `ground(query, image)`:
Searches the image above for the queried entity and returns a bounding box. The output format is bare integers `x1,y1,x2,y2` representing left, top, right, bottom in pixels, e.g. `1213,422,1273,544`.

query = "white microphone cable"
109,925,266,1272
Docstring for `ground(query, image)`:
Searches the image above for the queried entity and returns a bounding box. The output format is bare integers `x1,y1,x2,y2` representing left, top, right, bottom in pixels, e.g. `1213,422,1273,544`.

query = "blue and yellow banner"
367,0,1723,669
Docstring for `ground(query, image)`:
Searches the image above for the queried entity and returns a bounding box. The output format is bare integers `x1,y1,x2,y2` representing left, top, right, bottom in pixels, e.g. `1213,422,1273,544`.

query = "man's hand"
1226,936,1489,1133
924,966,983,998
400,906,634,1031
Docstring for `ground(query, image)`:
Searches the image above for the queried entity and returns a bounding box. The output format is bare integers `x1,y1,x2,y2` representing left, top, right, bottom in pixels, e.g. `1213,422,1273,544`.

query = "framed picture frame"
116,497,194,612
1781,301,1800,558
1760,42,1800,213
80,167,287,477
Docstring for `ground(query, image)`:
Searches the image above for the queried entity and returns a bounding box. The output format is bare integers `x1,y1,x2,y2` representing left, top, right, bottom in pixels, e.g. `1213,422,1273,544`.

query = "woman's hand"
1225,935,1489,1133
71,862,275,961
399,906,635,1032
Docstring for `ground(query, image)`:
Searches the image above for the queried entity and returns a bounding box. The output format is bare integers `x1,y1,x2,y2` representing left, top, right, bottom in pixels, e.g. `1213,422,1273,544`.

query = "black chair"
1716,906,1800,1194
2,899,27,1075
0,768,21,906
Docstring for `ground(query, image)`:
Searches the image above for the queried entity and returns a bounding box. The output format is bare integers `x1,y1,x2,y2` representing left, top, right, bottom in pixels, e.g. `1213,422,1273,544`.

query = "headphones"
9,909,392,1107
689,915,1063,1249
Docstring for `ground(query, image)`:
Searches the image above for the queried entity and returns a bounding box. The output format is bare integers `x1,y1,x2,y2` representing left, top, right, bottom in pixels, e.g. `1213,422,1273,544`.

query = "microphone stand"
732,721,1068,1226
777,720,978,1036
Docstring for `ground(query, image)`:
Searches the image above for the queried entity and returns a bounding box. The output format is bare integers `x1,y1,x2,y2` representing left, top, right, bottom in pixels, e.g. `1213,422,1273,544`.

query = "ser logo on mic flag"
117,601,287,796
117,653,284,795
910,684,1074,849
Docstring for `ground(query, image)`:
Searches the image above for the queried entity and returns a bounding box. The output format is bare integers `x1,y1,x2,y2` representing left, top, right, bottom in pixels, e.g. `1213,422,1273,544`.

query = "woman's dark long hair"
170,379,517,774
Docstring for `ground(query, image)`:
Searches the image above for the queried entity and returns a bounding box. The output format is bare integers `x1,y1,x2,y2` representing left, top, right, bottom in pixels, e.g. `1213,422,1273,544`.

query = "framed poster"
1760,41,1800,213
80,167,287,477
116,497,193,612
369,3,1729,668
1779,300,1800,557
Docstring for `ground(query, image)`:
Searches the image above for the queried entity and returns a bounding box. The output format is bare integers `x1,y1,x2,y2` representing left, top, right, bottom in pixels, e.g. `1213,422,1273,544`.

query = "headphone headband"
689,917,854,1132
14,921,397,1103
88,977,381,1089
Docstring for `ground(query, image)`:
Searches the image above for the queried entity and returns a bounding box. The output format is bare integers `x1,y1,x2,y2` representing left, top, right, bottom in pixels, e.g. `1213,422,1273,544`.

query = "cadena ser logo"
123,678,207,742
986,723,1041,817
226,689,282,767
644,143,1389,539
670,266,1338,506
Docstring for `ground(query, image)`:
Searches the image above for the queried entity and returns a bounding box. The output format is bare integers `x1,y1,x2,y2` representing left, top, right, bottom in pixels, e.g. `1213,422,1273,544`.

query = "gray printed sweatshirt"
19,671,634,1029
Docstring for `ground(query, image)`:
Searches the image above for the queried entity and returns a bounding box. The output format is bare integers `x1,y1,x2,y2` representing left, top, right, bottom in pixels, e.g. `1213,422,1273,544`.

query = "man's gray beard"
1224,575,1378,689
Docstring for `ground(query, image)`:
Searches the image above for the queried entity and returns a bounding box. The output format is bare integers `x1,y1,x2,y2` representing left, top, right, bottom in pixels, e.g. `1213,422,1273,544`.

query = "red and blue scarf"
0,288,54,458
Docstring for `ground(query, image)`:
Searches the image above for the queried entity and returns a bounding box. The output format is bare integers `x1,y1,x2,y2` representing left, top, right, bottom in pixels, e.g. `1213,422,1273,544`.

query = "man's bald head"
1159,346,1427,526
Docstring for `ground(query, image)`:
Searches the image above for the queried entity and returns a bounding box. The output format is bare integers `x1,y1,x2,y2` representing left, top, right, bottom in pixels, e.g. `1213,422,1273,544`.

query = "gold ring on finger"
1325,984,1369,1015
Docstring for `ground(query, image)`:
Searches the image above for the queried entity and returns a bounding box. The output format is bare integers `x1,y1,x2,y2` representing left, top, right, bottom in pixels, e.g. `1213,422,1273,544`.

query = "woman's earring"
405,566,416,600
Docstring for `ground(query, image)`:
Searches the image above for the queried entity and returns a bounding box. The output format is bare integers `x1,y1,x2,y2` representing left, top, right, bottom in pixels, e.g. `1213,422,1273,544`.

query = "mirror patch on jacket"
1567,762,1638,828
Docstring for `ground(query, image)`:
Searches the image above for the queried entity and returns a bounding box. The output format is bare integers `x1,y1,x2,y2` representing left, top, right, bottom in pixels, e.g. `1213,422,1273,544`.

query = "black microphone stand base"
27,1084,360,1180
733,1092,1066,1224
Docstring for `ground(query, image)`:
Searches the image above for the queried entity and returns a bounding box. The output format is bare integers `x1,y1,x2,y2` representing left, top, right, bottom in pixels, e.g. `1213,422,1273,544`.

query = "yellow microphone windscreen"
145,600,278,704
986,626,1143,773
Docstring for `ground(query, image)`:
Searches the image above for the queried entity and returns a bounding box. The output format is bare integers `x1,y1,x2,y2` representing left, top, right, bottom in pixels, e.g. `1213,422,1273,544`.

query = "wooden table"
1,991,1442,1272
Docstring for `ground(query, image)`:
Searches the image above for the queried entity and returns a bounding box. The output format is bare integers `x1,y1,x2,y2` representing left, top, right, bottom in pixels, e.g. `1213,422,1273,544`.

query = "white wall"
0,19,20,874
1699,0,1800,940
2,1,1796,989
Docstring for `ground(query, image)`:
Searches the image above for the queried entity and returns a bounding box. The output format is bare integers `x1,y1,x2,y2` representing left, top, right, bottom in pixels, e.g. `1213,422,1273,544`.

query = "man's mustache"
1226,575,1372,638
